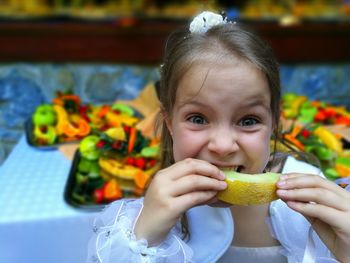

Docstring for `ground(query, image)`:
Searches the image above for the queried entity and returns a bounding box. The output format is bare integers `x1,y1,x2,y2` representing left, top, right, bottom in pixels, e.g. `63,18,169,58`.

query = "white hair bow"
189,11,227,34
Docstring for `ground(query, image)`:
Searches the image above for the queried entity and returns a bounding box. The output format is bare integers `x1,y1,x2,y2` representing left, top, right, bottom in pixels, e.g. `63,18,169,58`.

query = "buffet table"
0,135,100,263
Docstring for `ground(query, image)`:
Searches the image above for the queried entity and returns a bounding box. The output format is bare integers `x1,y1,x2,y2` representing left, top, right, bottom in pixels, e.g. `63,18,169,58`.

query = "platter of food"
64,125,160,211
26,92,143,148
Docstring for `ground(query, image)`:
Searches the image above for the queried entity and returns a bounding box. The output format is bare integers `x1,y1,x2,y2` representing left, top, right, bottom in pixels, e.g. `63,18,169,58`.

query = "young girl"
87,11,350,263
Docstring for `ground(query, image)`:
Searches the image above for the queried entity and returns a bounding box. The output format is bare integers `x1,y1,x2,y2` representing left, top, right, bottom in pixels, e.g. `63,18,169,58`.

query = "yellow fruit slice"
105,127,126,141
98,157,140,180
217,171,280,206
313,126,343,154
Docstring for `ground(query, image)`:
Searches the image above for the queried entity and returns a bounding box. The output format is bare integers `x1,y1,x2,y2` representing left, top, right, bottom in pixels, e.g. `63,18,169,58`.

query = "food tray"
64,150,141,211
26,104,144,149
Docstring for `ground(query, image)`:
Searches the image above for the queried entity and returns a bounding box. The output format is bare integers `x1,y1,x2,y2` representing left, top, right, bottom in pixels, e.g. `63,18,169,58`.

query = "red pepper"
112,141,121,150
314,110,327,122
78,105,91,122
135,157,146,170
126,157,136,166
323,108,336,118
99,124,110,131
123,125,131,134
94,188,104,204
335,116,350,125
301,129,311,138
147,159,156,168
96,140,106,148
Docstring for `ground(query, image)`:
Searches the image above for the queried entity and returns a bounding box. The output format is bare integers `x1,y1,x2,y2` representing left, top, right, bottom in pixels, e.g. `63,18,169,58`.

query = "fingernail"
277,180,286,187
219,181,227,189
280,175,288,180
220,171,226,179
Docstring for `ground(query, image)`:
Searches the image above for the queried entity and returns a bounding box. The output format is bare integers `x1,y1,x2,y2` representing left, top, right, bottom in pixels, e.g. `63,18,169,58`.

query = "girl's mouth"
220,165,244,173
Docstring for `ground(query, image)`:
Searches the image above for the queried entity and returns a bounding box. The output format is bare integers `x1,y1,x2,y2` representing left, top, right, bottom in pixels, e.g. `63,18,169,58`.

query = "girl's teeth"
220,166,241,172
228,167,239,171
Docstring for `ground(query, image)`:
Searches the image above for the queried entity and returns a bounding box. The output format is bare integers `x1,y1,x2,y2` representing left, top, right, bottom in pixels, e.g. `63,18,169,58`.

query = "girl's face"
166,59,274,174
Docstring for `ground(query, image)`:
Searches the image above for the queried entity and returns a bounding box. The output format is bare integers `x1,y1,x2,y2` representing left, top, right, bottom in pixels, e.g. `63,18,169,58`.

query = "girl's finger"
277,187,349,211
280,173,311,179
174,191,218,211
168,158,225,181
170,175,227,196
278,174,349,199
285,201,345,229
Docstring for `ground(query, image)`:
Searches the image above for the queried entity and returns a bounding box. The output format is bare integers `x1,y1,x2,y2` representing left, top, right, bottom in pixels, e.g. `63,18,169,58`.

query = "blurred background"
0,0,349,21
0,0,350,164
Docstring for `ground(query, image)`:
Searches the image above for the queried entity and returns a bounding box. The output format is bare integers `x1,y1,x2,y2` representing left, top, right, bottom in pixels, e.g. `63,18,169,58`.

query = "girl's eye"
188,115,207,125
239,117,259,126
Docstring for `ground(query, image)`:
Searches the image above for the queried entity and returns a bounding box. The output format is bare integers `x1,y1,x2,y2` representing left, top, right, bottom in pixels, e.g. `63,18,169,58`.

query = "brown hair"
155,21,281,240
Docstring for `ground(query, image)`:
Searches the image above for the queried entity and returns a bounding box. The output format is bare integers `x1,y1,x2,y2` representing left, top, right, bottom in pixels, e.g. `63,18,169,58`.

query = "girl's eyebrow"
240,97,271,111
178,95,271,112
178,99,207,108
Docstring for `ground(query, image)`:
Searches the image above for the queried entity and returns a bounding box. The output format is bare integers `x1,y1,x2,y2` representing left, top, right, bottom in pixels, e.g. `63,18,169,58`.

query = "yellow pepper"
53,104,90,138
313,126,343,154
283,96,307,118
53,104,69,136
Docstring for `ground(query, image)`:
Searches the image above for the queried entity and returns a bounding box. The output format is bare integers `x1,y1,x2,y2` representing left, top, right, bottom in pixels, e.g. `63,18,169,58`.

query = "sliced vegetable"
105,127,126,141
134,170,150,189
112,103,135,116
141,146,160,158
104,179,122,200
128,127,137,153
314,126,343,154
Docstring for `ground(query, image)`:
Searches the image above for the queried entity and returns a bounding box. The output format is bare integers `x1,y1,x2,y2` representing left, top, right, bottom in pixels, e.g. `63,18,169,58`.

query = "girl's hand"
276,173,350,262
134,158,227,246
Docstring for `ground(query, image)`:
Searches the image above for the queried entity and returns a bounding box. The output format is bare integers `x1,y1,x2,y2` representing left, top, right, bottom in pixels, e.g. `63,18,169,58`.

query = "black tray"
64,150,143,211
64,150,105,211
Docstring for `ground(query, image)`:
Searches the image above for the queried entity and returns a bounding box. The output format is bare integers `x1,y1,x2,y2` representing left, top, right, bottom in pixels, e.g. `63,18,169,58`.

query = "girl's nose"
207,125,239,156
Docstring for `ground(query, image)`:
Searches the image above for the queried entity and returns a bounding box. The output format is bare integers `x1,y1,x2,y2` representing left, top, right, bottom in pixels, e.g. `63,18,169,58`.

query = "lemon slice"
217,171,280,205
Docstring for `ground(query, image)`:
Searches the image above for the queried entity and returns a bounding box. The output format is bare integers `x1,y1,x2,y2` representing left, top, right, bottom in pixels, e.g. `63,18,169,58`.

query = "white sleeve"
282,156,324,176
86,198,193,263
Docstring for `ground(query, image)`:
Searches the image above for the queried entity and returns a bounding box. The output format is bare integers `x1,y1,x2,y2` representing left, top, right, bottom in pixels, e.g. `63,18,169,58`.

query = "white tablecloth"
0,135,100,263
